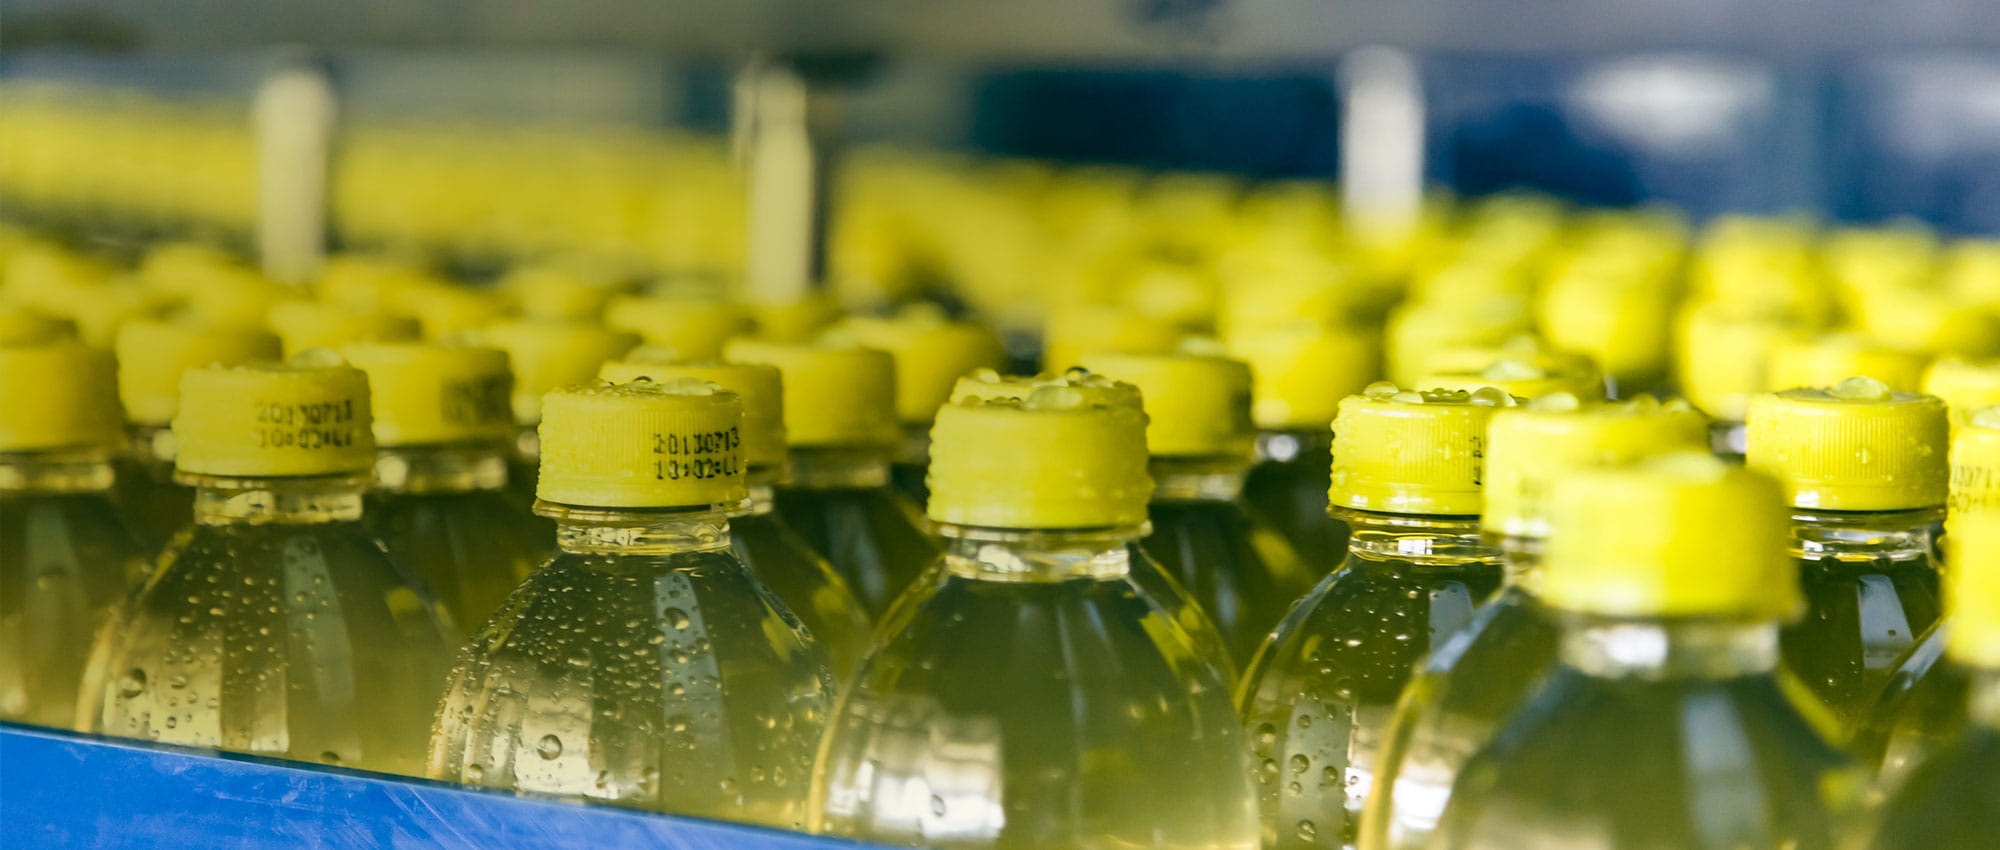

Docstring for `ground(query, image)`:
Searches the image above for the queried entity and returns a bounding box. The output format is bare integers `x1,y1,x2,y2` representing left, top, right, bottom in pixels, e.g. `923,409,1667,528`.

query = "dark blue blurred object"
0,723,873,850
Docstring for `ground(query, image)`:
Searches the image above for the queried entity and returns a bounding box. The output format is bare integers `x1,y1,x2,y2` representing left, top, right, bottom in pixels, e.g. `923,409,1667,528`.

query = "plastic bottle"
724,339,937,618
810,370,1257,849
111,318,281,548
478,319,638,512
601,353,873,682
1431,453,1863,849
345,341,546,628
1359,394,1708,850
428,378,834,829
1745,376,1947,733
0,343,146,729
91,353,456,774
1858,513,2000,850
1921,356,2000,430
1237,383,1508,849
1081,349,1317,666
830,310,1006,504
1231,326,1376,561
1673,301,1795,459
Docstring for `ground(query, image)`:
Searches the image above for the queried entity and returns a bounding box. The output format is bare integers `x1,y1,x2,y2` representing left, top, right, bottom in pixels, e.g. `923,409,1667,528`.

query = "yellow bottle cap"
600,351,787,470
1485,396,1711,539
1764,333,1931,393
479,320,639,424
267,300,420,356
396,284,508,340
1041,303,1183,373
341,342,514,447
928,371,1152,528
1383,298,1536,386
1923,358,2000,429
1536,272,1675,384
0,342,122,452
316,254,439,313
1416,354,1607,402
1854,290,2000,359
1745,377,1949,511
1541,452,1794,618
831,312,1007,425
602,295,756,361
1948,512,2000,666
1673,301,1793,421
1225,324,1378,429
0,304,76,344
1329,383,1511,516
1949,410,2000,520
723,339,899,449
498,263,626,322
173,352,374,477
1079,350,1255,459
748,295,841,344
535,378,747,509
115,319,283,425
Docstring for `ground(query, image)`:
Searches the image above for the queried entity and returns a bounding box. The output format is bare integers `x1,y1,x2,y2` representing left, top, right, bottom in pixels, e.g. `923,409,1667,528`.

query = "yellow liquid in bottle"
773,447,938,618
1861,668,2000,850
1145,458,1317,667
731,477,873,682
1778,509,1940,734
363,445,546,629
429,508,833,829
111,425,194,551
92,476,456,775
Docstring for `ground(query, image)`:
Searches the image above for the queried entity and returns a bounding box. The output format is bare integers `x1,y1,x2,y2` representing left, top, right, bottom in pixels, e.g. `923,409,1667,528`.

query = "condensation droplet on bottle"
1252,722,1278,755
663,608,691,630
929,795,947,817
117,669,147,698
1297,820,1318,842
1289,753,1310,774
466,763,487,782
537,734,563,760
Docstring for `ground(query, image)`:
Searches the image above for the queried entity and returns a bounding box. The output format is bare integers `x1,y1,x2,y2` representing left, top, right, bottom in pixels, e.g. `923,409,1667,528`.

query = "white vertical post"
254,61,336,286
737,61,816,303
1340,46,1426,246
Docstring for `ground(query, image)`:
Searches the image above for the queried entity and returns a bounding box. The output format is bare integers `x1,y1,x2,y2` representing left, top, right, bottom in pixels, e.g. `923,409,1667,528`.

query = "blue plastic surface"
0,723,882,850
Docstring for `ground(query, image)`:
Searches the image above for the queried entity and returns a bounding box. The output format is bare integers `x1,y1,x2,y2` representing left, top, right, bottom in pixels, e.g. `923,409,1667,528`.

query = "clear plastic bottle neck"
187,473,368,525
934,522,1149,583
788,445,891,489
1338,508,1498,567
739,464,787,516
1150,456,1249,502
1709,419,1747,460
372,442,510,495
538,502,735,555
1561,615,1780,681
0,446,116,493
1491,531,1547,594
1254,427,1332,465
126,423,178,468
1788,507,1940,568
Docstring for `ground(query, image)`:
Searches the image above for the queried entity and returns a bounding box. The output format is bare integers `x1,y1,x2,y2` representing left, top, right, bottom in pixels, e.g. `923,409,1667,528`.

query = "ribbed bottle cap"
723,339,899,449
1947,512,2000,667
1416,355,1606,402
1080,350,1255,459
1226,324,1377,429
928,371,1152,528
1950,410,2000,520
1329,383,1510,516
1673,302,1794,422
831,312,1006,425
115,319,282,426
1541,452,1794,618
602,295,755,361
1383,294,1533,386
600,351,786,470
1536,273,1675,384
174,351,374,477
267,300,420,356
1040,304,1182,373
0,342,122,452
1745,377,1948,511
341,342,514,446
479,320,639,424
535,378,747,509
1485,395,1710,539
1764,334,1931,393
1923,357,2000,429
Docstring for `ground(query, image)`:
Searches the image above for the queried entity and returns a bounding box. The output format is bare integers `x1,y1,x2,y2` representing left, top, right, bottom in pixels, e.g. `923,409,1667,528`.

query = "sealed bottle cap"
1079,350,1255,459
831,312,1006,425
1040,303,1182,373
1923,357,2000,429
479,320,639,424
1422,336,1602,394
1745,377,1948,511
1764,333,1930,393
267,300,420,356
0,342,122,452
1950,408,2000,520
1542,452,1794,619
1853,289,2000,359
928,371,1152,528
1417,356,1606,402
602,295,755,361
174,351,374,477
0,305,75,345
499,263,626,322
115,319,283,426
1674,302,1793,422
748,295,841,343
342,342,514,447
1329,383,1511,516
397,284,507,340
1225,324,1377,429
1946,512,2000,667
536,378,747,509
1485,395,1710,539
601,351,786,470
1535,273,1675,385
723,339,899,449
1383,294,1533,386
